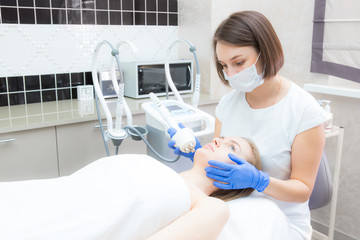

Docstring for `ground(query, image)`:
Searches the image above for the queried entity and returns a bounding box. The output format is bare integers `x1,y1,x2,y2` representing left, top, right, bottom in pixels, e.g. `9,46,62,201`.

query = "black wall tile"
146,0,156,11
26,91,41,104
0,0,16,6
42,90,56,102
110,11,121,25
52,9,66,24
35,0,51,7
158,0,167,12
85,72,93,85
169,13,177,25
0,78,6,93
96,0,108,9
0,94,8,107
135,12,145,25
158,12,167,25
66,0,80,8
71,88,77,98
19,8,36,24
25,75,40,90
41,74,55,89
36,9,52,24
82,10,95,24
8,77,24,92
71,72,84,86
146,12,156,25
1,7,18,24
135,0,145,11
82,0,94,9
109,0,121,10
9,93,25,105
57,88,70,100
96,11,108,25
56,73,70,87
169,0,177,12
51,0,66,8
19,0,34,7
123,12,133,25
122,0,133,10
67,10,81,24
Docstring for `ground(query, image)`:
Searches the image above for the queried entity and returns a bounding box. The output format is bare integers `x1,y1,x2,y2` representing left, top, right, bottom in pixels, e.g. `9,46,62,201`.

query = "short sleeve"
296,99,329,135
215,99,224,122
215,89,237,122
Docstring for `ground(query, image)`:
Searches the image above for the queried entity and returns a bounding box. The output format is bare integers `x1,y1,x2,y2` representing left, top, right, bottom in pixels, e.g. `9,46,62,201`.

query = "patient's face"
194,136,253,166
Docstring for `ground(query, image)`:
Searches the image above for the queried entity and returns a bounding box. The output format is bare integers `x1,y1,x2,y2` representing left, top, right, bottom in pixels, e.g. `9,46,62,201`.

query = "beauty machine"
142,39,215,172
92,40,188,162
92,40,134,155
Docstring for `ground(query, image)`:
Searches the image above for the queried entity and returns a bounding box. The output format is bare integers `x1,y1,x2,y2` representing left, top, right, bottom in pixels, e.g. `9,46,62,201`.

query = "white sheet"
0,154,191,240
219,194,297,240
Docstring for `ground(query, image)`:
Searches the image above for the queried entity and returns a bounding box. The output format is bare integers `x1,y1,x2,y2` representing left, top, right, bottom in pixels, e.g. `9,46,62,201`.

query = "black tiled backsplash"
8,76,24,92
25,75,40,90
19,0,35,7
0,71,94,107
0,0,179,106
0,0,178,26
0,94,8,106
0,78,6,92
35,0,51,8
41,74,56,89
158,0,167,12
26,91,41,104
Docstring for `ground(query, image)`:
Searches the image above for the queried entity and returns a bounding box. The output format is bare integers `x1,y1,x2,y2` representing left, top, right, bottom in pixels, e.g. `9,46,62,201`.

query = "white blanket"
219,193,295,240
0,154,191,240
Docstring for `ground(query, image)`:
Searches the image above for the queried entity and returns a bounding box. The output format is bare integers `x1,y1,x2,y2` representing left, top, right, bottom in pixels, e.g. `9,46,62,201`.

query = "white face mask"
222,53,264,92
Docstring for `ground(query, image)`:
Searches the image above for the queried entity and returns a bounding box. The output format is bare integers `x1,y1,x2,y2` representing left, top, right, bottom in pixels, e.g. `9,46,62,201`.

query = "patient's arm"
147,182,229,240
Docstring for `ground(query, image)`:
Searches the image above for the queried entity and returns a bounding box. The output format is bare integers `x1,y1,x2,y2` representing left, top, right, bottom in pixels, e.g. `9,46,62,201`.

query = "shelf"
304,83,360,99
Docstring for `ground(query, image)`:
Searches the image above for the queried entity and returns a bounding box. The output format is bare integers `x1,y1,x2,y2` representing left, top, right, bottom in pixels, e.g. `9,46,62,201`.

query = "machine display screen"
166,105,182,111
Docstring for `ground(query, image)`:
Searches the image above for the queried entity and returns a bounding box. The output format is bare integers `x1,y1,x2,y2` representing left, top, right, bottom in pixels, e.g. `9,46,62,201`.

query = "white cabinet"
56,115,147,176
0,102,217,179
0,127,58,181
56,120,113,176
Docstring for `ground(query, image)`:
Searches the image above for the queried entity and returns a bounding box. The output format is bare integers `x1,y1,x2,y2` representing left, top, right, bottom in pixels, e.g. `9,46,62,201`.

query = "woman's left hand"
205,153,270,192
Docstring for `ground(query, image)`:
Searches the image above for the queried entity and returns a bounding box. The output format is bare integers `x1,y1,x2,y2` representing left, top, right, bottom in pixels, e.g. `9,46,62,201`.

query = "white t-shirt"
216,82,328,240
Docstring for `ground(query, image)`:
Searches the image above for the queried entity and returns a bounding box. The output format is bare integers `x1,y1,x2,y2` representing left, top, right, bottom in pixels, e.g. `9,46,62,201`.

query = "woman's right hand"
167,123,202,162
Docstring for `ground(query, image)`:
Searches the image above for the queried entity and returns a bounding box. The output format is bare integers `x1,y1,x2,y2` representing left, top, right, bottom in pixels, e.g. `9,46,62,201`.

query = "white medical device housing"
149,92,196,153
142,99,215,172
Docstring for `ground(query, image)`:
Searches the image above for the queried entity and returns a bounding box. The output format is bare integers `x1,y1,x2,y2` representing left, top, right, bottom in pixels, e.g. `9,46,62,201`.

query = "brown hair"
210,138,261,202
213,11,284,86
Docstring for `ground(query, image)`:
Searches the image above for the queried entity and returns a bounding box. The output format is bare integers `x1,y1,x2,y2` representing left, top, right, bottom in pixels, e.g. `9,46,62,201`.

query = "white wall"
179,0,360,238
0,25,179,77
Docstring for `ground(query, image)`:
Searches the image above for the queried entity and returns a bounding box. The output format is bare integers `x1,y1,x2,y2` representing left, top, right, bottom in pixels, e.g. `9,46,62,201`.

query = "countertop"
0,93,220,134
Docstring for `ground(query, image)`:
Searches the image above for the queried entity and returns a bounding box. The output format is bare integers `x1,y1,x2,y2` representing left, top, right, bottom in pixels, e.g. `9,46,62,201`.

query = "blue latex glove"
167,122,202,162
205,153,270,192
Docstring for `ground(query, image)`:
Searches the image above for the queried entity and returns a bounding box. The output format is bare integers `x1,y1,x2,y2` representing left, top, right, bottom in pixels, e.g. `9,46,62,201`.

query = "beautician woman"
169,11,328,240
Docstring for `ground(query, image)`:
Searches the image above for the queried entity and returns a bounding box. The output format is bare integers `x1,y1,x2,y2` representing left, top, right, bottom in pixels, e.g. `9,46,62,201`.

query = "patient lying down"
149,136,261,240
0,136,260,240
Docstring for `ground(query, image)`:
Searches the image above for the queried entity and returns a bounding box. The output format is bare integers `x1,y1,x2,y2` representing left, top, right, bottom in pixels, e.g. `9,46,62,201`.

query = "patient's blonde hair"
210,138,261,202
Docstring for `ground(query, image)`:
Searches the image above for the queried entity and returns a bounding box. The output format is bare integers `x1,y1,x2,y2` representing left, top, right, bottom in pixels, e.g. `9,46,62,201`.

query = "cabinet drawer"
0,127,58,181
57,116,148,176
